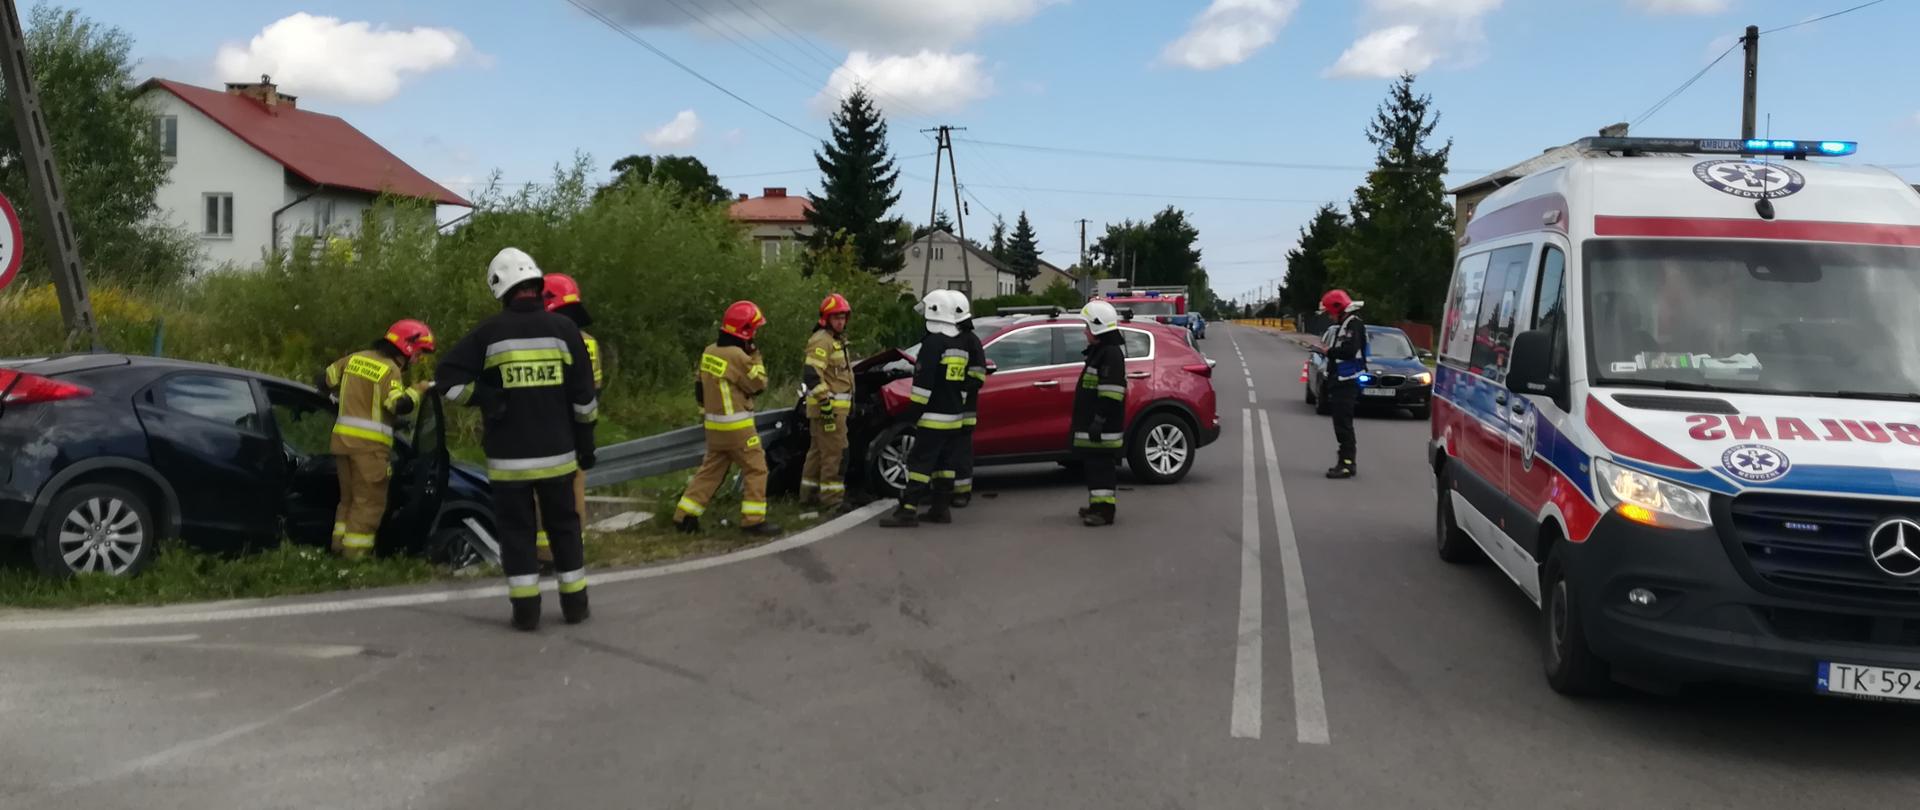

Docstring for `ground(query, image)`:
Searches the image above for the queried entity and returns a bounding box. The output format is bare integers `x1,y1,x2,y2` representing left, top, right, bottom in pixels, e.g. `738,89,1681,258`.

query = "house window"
151,115,177,161
318,200,336,233
762,239,781,264
933,246,945,261
947,280,970,295
203,193,233,238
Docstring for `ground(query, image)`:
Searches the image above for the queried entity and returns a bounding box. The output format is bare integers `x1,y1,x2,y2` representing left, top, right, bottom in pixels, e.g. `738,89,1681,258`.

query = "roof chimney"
738,193,749,202
226,74,297,111
764,187,786,198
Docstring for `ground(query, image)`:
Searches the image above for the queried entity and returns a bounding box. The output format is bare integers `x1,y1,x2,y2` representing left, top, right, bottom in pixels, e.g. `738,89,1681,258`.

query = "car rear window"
1122,329,1152,359
161,374,262,431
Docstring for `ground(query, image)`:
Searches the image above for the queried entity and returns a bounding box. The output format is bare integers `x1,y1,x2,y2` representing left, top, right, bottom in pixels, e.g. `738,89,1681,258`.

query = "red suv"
840,312,1221,496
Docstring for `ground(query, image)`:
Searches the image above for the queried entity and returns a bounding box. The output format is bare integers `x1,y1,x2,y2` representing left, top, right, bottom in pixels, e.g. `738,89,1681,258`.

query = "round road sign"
0,192,22,293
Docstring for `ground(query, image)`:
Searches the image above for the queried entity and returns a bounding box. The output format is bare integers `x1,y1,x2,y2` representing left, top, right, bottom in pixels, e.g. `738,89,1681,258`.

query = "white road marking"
83,633,200,644
1258,409,1331,745
1248,389,1257,404
588,510,653,532
0,502,895,632
1230,408,1262,739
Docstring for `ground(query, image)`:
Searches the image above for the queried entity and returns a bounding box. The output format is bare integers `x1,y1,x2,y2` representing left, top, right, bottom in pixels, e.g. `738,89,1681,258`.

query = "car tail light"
1182,362,1213,378
0,370,92,405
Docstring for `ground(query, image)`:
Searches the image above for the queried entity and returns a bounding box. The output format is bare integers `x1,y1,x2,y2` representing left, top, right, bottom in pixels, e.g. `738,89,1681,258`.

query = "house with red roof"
727,187,814,265
137,76,469,270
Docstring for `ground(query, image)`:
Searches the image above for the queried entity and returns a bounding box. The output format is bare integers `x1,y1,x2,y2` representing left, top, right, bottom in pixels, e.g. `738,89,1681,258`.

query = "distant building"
1032,258,1077,292
1450,123,1630,242
728,187,815,264
893,230,1019,298
137,77,469,271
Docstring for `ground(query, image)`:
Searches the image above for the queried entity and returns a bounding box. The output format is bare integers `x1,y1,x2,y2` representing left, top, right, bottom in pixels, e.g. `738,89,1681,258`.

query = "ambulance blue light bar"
1578,136,1857,158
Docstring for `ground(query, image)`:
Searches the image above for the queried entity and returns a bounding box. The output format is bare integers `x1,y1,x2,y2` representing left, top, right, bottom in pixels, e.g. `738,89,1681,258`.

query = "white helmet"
487,247,543,300
948,290,973,323
1082,300,1121,335
921,289,962,325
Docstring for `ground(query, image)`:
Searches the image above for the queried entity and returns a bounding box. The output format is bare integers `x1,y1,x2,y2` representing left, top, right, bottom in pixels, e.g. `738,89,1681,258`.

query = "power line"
562,0,819,142
967,182,1327,205
957,137,1487,175
658,0,820,93
1763,0,1889,33
741,0,843,69
1630,41,1739,130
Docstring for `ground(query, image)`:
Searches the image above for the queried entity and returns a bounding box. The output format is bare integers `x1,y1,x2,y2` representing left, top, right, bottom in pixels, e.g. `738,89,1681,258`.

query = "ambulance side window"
1440,252,1491,365
1470,245,1533,382
1533,246,1569,388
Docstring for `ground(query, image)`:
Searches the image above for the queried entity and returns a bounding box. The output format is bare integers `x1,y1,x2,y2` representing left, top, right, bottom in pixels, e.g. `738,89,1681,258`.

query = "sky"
86,0,1920,302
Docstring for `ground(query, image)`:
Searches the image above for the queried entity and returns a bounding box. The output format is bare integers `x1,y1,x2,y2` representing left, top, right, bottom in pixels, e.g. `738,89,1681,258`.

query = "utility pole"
0,0,96,349
1074,218,1090,296
917,125,970,298
1741,24,1759,141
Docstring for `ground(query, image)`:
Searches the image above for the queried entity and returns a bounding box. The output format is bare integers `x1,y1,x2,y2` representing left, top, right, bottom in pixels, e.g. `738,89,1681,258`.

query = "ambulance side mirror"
1506,330,1566,410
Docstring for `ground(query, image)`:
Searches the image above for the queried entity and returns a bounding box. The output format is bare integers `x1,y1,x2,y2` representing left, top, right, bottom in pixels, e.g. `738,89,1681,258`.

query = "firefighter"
1072,301,1128,527
319,320,435,559
436,247,599,631
800,293,855,511
536,273,604,567
880,290,970,529
944,302,987,508
1321,289,1368,480
673,301,782,536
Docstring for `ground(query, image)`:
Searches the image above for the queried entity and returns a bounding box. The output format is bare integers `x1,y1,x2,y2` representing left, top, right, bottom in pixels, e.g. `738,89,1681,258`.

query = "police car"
1429,136,1920,700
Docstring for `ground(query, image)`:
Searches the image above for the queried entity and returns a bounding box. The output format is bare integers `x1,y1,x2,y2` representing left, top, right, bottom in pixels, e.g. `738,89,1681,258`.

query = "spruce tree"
807,88,906,275
1281,204,1350,316
1006,211,1041,289
1327,72,1455,322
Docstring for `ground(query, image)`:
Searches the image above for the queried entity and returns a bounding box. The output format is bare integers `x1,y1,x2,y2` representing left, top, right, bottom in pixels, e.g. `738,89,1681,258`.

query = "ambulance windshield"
1585,239,1920,399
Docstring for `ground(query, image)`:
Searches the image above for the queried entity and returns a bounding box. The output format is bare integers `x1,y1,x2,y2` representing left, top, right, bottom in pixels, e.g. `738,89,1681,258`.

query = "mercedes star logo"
1867,518,1920,578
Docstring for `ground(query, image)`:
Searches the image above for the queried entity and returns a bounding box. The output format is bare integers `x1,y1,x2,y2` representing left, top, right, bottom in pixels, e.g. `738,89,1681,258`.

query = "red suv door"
974,323,1078,456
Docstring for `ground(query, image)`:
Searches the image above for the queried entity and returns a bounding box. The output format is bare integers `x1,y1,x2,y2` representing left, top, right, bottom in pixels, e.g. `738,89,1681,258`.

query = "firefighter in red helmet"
800,293,855,510
673,301,781,536
318,319,436,558
1321,289,1367,479
535,273,605,568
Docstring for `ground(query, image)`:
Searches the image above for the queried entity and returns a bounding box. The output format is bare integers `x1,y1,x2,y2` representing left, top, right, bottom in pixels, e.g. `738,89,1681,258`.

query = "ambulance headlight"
1593,458,1713,530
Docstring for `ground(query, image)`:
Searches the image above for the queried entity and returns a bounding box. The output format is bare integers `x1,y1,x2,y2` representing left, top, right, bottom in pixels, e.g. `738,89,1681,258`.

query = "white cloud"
644,110,702,150
214,13,476,104
591,0,1057,50
1159,0,1300,70
1325,25,1437,78
1324,0,1501,79
815,50,993,114
1628,0,1730,14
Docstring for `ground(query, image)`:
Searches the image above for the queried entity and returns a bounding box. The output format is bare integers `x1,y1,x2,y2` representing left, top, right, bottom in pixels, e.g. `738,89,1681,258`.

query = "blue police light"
1770,139,1796,150
1358,373,1373,385
1817,141,1857,156
1745,138,1769,151
1583,136,1857,158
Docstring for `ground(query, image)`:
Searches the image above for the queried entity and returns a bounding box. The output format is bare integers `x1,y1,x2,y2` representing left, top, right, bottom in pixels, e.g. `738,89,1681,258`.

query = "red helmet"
818,293,850,326
721,300,767,340
385,319,435,359
1320,289,1353,316
543,274,583,313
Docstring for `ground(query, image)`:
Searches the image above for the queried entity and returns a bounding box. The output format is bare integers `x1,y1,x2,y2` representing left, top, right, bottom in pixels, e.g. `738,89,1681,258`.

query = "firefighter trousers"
534,470,588,562
900,426,962,513
801,406,850,507
333,450,389,559
946,422,976,497
497,474,587,604
675,435,770,526
1327,379,1359,466
1082,449,1120,519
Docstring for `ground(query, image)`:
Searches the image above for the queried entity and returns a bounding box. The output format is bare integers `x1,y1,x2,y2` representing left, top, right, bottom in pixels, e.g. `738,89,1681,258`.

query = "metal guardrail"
584,410,794,488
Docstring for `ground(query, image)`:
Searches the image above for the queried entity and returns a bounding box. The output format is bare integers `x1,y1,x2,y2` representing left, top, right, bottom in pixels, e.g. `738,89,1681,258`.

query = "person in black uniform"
880,289,971,529
1321,289,1367,480
436,247,599,631
947,302,987,509
1072,300,1129,526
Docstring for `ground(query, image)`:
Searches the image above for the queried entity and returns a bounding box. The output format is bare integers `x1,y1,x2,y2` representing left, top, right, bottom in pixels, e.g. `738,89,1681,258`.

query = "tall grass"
0,159,922,446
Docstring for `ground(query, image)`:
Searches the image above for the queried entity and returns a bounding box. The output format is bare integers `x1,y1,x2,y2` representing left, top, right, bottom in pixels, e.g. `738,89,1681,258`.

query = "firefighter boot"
560,589,591,625
742,521,783,538
1083,503,1116,527
676,516,700,534
949,492,972,509
510,595,542,632
1325,459,1356,480
926,492,954,524
879,504,920,528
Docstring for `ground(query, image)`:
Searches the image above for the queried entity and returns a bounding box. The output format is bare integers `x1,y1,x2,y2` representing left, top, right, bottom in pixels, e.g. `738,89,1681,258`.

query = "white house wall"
276,188,375,245
146,91,287,271
893,233,1014,298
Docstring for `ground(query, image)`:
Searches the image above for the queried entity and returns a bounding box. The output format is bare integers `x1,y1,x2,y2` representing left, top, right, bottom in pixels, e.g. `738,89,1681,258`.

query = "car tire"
1304,377,1317,405
1434,469,1481,564
430,517,493,572
1128,412,1196,485
1542,548,1613,696
866,421,913,498
1409,405,1430,420
35,483,158,578
1314,384,1330,416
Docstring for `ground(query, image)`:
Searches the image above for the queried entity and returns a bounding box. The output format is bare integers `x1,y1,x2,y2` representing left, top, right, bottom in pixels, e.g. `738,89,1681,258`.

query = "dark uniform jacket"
1071,332,1128,453
436,296,599,482
907,330,969,432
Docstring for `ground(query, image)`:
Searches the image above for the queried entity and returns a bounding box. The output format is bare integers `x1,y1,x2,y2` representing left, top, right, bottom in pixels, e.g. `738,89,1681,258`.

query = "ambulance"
1429,137,1920,699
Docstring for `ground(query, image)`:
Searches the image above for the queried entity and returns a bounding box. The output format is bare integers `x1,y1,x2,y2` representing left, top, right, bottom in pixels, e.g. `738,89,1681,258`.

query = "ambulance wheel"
1542,546,1612,696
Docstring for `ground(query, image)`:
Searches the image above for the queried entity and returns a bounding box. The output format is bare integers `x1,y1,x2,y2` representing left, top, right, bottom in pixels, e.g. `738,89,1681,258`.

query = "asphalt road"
2,324,1915,809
